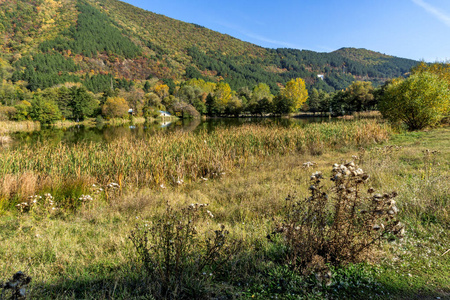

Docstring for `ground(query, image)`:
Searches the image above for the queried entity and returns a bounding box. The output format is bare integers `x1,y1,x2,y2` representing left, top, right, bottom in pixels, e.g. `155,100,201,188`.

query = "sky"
120,0,450,62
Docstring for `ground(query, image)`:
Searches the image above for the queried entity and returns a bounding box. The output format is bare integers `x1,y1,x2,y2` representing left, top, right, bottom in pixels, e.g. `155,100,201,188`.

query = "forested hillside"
0,0,419,94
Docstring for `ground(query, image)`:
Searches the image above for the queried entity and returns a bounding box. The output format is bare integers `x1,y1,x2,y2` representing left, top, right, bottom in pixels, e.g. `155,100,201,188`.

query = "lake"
8,116,334,147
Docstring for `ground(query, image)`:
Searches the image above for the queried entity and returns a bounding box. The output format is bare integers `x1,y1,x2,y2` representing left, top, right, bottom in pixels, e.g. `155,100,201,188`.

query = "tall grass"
0,119,391,207
0,121,40,134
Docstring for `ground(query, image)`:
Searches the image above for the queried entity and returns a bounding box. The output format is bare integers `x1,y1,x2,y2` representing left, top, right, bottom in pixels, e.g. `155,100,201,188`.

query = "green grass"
0,123,449,299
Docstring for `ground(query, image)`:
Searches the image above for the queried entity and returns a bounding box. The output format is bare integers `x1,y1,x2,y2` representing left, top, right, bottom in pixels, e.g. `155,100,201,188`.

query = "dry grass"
0,119,392,206
0,121,41,134
0,135,12,145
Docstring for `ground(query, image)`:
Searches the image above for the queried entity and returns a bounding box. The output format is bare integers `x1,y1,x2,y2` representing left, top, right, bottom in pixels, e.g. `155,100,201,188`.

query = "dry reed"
0,121,41,134
0,119,392,205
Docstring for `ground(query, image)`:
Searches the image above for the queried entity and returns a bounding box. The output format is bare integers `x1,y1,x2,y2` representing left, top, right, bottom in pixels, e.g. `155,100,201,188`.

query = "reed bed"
0,121,41,134
107,116,146,126
0,119,392,206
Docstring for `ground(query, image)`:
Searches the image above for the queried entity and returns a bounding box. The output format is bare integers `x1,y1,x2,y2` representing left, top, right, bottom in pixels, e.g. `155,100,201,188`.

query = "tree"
13,100,32,121
411,62,450,86
308,88,320,115
317,89,331,115
143,81,151,93
273,95,295,115
280,78,308,112
102,97,129,119
154,83,170,100
119,87,145,115
379,72,450,130
345,81,375,112
252,83,273,102
29,95,61,124
70,86,97,120
214,82,232,107
225,96,243,117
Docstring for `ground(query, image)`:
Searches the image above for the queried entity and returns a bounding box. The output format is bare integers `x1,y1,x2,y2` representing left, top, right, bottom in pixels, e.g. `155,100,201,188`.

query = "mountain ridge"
0,0,419,93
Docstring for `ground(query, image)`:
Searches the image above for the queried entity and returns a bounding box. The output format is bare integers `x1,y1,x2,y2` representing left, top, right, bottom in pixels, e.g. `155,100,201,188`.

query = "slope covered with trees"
0,0,419,93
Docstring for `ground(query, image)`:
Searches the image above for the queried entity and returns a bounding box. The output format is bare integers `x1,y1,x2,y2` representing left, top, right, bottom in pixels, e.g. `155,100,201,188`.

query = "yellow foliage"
185,79,216,94
281,78,308,111
102,97,129,118
153,83,169,99
214,82,232,105
412,62,450,87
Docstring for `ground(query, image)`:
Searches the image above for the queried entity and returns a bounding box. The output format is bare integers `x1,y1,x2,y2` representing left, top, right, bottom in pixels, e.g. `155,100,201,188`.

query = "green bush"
379,72,450,130
29,95,61,124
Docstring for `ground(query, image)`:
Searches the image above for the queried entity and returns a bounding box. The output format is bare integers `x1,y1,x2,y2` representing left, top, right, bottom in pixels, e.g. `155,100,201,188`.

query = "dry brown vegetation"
0,119,391,208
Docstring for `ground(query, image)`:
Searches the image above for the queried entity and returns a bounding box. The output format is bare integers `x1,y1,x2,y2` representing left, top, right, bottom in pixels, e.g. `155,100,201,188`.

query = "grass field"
0,122,448,299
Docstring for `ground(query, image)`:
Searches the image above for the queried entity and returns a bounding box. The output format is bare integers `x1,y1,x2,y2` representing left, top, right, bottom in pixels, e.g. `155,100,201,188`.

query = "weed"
129,202,239,299
271,161,405,274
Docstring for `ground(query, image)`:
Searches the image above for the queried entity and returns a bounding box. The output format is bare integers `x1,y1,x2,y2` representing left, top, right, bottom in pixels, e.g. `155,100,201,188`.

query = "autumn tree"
119,87,145,115
178,85,206,114
214,82,232,106
345,81,375,111
252,83,273,102
102,97,129,119
280,78,308,112
379,72,450,130
225,96,243,117
153,83,170,100
185,78,216,95
411,62,450,86
206,82,232,115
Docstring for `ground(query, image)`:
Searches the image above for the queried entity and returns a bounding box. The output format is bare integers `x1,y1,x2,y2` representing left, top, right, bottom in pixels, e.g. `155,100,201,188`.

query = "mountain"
0,0,419,94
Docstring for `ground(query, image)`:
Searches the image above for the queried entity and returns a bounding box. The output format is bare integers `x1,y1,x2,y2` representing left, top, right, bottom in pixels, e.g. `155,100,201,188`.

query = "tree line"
1,62,449,131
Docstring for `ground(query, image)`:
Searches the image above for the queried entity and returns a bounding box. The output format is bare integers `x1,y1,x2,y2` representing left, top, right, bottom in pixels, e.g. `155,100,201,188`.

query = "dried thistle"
270,160,405,273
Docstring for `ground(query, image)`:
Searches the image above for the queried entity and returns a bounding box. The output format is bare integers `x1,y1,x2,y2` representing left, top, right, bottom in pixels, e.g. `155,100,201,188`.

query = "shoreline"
1,116,181,133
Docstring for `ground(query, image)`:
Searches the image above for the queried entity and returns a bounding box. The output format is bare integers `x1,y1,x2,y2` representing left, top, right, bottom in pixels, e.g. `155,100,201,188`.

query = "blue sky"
121,0,450,62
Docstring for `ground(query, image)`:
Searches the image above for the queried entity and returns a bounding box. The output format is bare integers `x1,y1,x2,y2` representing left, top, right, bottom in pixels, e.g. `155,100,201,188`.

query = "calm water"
8,116,333,147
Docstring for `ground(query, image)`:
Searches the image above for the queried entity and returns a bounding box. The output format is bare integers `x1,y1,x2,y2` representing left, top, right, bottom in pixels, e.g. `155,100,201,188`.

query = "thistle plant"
272,161,405,274
129,202,238,299
16,193,59,218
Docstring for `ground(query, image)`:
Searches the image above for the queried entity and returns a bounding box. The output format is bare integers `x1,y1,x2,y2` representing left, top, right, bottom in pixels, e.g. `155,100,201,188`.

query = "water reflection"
10,116,333,147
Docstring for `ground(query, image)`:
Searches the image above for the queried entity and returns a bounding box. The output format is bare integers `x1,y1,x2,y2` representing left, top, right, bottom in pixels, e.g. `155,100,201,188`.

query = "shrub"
379,72,450,130
271,161,405,273
0,106,17,121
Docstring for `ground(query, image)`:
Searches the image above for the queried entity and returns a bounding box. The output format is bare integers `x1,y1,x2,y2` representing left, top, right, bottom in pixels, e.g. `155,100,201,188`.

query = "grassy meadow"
0,120,448,299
